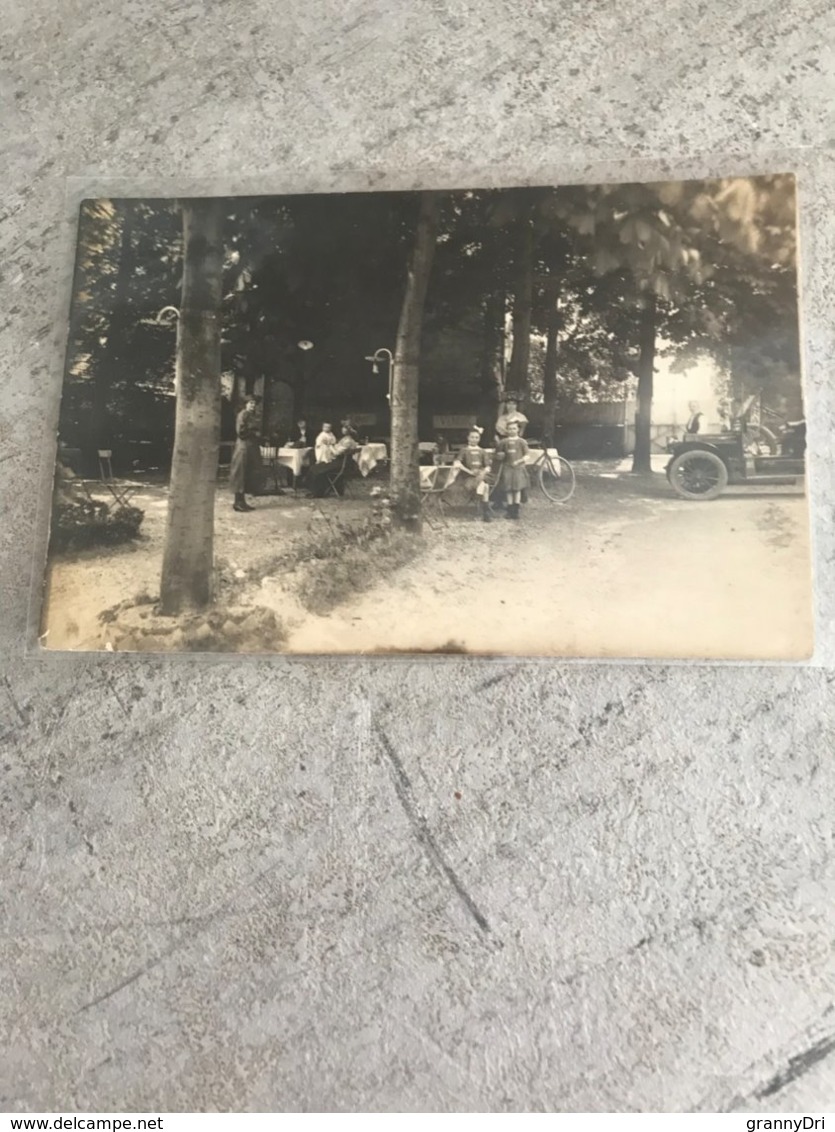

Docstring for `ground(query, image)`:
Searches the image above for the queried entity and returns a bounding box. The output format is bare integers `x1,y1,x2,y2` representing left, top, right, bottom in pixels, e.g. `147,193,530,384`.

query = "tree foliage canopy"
61,175,802,467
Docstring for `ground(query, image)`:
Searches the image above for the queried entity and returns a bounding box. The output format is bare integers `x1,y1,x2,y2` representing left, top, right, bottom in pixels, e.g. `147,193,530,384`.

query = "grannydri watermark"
747,1123,825,1131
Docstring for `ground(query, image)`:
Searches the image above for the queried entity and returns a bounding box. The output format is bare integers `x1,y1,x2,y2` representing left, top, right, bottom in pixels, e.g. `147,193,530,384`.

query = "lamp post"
364,347,394,406
296,339,314,419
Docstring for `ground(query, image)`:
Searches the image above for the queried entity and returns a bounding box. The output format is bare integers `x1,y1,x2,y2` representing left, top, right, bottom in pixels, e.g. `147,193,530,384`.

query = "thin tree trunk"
160,200,224,614
91,201,136,459
480,289,506,424
390,191,441,532
294,347,312,419
631,292,657,474
506,206,535,397
542,275,561,444
499,301,508,391
480,290,504,393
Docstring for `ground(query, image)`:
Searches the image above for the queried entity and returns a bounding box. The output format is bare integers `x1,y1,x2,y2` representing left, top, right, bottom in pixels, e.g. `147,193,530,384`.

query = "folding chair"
97,450,140,509
419,463,460,527
257,445,288,494
322,452,353,499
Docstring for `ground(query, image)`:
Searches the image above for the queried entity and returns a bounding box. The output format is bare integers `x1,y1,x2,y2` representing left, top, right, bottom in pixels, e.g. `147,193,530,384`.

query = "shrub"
260,493,395,576
299,531,420,615
250,491,422,616
50,499,145,553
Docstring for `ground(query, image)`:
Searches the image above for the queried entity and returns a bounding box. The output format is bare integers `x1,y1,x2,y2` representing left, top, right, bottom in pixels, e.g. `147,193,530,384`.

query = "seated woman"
456,427,495,522
308,424,360,498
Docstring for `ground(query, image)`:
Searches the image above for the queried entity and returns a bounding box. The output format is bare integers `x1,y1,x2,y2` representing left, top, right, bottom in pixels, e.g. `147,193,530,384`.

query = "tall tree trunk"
480,289,506,423
390,191,441,532
160,200,224,614
506,206,535,397
91,201,136,460
480,290,504,394
542,275,561,444
631,292,657,474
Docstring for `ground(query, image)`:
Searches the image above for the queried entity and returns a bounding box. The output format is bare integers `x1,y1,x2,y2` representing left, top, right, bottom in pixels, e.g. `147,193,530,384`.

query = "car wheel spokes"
679,458,719,493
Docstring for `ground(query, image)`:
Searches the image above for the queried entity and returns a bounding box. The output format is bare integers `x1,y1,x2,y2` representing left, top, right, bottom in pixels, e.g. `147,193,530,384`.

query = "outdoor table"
355,442,387,477
525,445,559,464
482,446,560,467
260,445,312,491
418,448,560,491
277,446,311,478
420,464,460,488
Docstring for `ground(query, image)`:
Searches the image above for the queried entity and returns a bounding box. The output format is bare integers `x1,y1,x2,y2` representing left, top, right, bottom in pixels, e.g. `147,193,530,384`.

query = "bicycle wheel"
538,454,576,502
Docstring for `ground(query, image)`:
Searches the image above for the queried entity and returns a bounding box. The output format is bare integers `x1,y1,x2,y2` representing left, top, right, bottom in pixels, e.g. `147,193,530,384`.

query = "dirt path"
42,476,813,661
283,479,813,660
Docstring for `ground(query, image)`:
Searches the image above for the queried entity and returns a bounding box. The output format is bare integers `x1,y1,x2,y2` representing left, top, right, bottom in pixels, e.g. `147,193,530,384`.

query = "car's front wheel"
668,449,729,500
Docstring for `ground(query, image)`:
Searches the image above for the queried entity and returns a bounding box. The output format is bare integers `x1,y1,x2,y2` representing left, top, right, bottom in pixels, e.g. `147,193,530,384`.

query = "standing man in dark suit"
229,396,263,512
287,418,311,449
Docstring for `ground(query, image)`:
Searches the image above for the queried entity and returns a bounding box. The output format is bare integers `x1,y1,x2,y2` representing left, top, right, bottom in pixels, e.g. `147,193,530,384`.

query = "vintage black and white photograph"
40,176,811,658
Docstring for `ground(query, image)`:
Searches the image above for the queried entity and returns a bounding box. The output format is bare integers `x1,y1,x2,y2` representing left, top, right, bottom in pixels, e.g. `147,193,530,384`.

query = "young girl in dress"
457,428,495,522
496,420,529,519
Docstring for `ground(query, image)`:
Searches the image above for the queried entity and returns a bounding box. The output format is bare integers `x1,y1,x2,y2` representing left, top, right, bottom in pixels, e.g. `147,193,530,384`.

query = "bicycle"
531,444,576,503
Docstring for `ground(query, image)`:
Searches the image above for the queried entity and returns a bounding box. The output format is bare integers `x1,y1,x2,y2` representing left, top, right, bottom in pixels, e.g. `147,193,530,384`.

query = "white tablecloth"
260,446,311,478
260,444,387,479
484,446,558,467
531,446,558,465
419,448,559,490
355,443,387,477
420,464,461,488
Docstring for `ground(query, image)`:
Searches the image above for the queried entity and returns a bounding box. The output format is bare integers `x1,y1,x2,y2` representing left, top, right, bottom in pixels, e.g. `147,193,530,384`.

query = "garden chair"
258,444,289,494
97,450,141,510
322,451,354,500
419,463,460,527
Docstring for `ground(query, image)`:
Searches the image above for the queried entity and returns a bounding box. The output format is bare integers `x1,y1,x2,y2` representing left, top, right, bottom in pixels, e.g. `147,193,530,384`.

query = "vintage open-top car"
666,414,806,500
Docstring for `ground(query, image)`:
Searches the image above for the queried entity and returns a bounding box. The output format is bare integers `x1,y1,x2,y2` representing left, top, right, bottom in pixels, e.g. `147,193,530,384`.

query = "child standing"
496,420,529,519
457,428,495,522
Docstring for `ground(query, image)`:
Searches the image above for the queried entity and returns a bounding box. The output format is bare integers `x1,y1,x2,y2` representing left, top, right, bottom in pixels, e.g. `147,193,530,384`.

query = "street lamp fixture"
365,347,394,404
295,341,314,423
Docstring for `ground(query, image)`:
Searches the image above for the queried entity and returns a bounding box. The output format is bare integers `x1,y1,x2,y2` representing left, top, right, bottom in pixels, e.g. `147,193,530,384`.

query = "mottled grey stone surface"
2,0,835,1113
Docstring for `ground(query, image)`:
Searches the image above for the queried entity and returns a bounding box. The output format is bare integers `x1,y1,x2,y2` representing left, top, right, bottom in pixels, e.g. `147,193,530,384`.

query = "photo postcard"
40,176,812,659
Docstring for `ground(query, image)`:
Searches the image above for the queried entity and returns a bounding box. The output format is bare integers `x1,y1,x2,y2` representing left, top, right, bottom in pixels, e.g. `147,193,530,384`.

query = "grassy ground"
41,469,426,651
41,463,811,658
